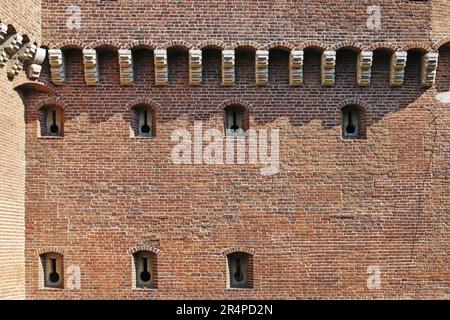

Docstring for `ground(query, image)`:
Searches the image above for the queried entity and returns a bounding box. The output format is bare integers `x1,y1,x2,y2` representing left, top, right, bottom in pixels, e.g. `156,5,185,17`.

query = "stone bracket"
48,49,65,85
421,52,439,88
390,51,407,87
154,49,168,86
0,23,7,41
27,47,46,80
189,49,202,85
82,49,99,86
321,50,336,86
118,49,134,86
357,51,373,86
289,50,304,86
255,50,269,85
222,49,235,86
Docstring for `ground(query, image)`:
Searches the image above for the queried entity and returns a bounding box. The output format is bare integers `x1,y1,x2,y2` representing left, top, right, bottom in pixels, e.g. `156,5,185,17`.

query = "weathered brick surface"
1,0,449,299
22,45,449,299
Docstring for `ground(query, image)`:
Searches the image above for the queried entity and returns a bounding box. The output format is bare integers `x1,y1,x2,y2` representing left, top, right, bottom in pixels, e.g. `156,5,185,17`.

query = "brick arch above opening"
336,99,371,111
123,40,158,51
126,98,161,112
222,247,256,256
128,245,161,255
332,40,366,52
367,42,398,52
263,41,295,51
228,40,262,51
217,99,254,113
87,40,121,51
402,42,433,53
434,36,450,50
297,40,330,51
35,97,68,112
36,247,65,256
163,40,194,51
197,40,227,50
54,39,86,50
13,79,58,95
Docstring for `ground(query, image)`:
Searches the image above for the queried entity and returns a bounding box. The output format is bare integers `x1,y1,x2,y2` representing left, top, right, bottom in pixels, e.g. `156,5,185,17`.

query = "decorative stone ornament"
27,47,46,80
189,49,202,85
222,49,235,86
321,50,336,86
357,51,373,86
0,33,23,54
82,49,99,86
390,51,407,87
7,43,34,77
154,49,168,86
289,50,304,86
255,50,269,85
118,49,134,86
421,52,439,88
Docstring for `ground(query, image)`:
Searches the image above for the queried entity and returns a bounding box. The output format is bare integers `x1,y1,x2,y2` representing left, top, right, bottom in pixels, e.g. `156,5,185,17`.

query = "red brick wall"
14,0,450,299
42,0,433,46
22,43,450,299
432,0,450,45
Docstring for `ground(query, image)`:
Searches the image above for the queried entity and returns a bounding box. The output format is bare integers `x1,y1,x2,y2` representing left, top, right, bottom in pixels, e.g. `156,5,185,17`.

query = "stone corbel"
421,52,439,88
390,51,407,87
255,50,269,85
0,33,23,68
48,49,65,84
27,47,46,80
118,49,133,86
154,49,168,86
189,49,202,85
321,50,336,86
357,51,373,86
6,58,23,77
289,50,304,86
82,49,99,86
0,33,23,54
0,23,7,41
6,42,36,77
222,49,235,86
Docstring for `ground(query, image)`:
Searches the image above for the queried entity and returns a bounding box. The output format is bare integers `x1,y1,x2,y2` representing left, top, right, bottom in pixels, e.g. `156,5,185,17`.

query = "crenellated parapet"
41,39,442,89
0,21,46,80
